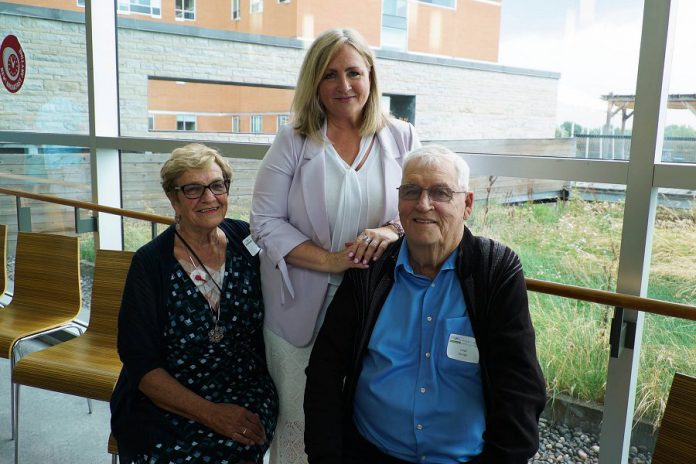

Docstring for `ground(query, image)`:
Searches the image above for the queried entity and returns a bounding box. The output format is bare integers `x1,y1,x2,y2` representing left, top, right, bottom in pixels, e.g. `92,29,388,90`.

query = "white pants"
264,284,338,464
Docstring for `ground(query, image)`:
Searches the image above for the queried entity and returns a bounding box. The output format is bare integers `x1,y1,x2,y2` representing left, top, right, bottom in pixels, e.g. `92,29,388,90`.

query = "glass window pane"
120,150,260,249
499,1,642,159
661,3,696,164
639,188,696,455
0,6,88,133
467,176,624,291
0,142,92,234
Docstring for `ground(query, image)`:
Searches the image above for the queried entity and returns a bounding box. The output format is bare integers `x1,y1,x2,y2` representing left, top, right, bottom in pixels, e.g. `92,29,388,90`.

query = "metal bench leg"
13,383,20,464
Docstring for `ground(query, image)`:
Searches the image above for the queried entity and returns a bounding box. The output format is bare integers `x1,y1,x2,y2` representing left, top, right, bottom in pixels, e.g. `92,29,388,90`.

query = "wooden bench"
652,372,696,463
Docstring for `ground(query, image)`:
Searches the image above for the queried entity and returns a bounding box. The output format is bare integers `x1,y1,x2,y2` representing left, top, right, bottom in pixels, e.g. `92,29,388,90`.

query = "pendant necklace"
175,229,226,343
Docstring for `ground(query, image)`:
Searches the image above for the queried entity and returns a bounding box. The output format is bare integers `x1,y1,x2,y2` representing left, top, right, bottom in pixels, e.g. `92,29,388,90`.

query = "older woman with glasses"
111,143,278,464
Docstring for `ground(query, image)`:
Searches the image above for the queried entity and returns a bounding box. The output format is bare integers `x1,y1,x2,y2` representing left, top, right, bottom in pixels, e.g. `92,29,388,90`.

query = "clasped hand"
345,226,399,265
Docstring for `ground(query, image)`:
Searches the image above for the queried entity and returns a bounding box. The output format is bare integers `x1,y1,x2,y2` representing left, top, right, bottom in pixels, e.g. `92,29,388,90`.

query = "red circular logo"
1,35,26,93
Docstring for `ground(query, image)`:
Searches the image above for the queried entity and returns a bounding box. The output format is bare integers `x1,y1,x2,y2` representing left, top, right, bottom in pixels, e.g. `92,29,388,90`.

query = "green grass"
469,194,696,425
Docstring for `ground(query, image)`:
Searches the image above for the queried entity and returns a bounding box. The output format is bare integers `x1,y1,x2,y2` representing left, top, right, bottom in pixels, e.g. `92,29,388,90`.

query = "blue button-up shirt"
353,240,485,463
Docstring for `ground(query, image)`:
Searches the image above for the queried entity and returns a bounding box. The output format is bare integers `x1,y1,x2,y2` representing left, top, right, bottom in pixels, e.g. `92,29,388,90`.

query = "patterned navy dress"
138,243,278,463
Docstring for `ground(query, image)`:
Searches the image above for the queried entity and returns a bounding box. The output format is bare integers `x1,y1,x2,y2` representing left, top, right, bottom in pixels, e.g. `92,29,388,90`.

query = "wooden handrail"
1,187,695,322
526,278,696,321
0,187,173,225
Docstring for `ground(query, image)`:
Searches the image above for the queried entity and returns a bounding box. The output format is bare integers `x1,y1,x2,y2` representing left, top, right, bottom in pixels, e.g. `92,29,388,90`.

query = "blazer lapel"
377,124,404,221
299,137,331,248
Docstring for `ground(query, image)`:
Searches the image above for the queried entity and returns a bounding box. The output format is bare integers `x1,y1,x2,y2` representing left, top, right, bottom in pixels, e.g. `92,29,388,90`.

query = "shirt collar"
395,238,458,278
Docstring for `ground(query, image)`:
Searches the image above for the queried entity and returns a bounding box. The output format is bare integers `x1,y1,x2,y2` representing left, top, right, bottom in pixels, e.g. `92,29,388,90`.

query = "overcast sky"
498,0,695,129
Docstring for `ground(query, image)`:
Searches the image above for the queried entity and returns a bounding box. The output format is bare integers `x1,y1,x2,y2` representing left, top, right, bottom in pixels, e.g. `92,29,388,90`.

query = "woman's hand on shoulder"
203,403,267,446
346,226,400,265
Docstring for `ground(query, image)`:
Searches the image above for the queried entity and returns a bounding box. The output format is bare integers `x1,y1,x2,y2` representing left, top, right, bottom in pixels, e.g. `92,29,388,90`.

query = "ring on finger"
361,235,371,243
242,428,247,436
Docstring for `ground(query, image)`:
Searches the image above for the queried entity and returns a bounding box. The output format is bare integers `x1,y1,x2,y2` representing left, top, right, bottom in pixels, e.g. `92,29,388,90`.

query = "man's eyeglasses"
173,180,230,199
397,184,466,203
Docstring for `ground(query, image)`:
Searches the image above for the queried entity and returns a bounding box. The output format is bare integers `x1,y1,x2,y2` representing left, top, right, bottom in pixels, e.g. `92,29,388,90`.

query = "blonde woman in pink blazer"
250,28,419,464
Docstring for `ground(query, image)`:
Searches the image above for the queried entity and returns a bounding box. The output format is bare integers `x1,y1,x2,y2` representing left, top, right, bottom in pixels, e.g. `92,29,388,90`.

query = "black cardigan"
304,227,546,464
110,219,265,456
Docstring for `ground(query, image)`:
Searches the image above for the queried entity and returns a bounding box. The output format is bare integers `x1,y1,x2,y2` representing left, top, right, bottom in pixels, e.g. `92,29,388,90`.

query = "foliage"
664,124,696,138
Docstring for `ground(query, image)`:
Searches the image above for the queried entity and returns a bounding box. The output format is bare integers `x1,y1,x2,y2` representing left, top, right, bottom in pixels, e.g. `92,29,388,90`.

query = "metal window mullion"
85,0,124,251
598,1,677,463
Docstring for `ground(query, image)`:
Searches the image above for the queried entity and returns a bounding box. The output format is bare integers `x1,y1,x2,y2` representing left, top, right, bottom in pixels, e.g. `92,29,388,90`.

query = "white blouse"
324,131,386,286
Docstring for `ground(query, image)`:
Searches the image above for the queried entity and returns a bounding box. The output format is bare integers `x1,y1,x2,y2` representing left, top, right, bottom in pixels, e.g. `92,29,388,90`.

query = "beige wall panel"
157,114,178,130
227,0,299,37
296,0,381,43
198,116,232,132
149,80,294,113
409,0,500,61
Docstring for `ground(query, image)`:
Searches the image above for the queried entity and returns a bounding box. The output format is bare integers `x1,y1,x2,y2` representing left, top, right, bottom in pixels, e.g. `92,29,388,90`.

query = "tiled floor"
0,353,114,463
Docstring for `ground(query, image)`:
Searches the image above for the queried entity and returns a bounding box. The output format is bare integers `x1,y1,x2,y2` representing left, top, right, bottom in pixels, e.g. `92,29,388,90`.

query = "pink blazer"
250,119,420,346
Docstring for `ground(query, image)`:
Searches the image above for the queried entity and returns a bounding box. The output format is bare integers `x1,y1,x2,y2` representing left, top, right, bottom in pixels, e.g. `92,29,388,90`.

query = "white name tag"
446,334,479,364
243,235,260,256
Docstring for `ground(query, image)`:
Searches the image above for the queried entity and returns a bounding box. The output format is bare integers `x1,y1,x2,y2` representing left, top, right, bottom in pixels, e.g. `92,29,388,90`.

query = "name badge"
243,235,260,256
446,334,479,364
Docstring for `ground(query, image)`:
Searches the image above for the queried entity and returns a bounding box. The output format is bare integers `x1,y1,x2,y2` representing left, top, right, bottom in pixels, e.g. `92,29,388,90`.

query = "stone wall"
0,9,559,141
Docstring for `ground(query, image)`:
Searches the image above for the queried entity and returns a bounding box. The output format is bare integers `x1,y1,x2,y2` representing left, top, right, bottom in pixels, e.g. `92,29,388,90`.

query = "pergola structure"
602,93,696,133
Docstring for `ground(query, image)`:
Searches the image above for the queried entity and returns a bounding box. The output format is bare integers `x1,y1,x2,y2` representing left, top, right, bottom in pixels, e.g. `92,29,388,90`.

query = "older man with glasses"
304,145,546,464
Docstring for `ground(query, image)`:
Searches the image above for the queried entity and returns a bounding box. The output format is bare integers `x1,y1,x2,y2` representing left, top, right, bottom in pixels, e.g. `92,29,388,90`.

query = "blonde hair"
292,28,388,141
160,143,233,193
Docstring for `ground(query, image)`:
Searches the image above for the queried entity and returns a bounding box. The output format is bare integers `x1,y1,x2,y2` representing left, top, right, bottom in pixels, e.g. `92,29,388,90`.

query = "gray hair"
160,143,233,194
402,145,470,191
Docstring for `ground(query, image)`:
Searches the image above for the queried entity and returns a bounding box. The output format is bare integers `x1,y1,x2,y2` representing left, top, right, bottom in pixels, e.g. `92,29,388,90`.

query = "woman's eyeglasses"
397,184,466,203
173,180,230,199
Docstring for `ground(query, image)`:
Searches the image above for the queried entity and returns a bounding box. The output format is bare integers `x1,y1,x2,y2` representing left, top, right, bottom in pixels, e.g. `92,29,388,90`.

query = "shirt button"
420,387,426,394
430,283,435,288
416,424,423,430
426,316,432,322
425,352,431,358
421,457,427,462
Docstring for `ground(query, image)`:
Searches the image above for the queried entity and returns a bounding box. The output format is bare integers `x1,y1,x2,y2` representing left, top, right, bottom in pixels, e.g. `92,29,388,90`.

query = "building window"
250,115,263,133
277,114,289,130
175,0,196,20
250,0,263,14
176,115,196,131
77,0,85,6
382,0,408,50
148,114,155,131
118,0,162,17
232,115,240,132
383,94,416,124
232,0,241,20
417,0,455,8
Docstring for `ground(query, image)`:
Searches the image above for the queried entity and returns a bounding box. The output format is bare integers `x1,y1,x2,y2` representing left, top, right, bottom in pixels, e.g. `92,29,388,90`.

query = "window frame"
175,0,196,21
232,0,241,20
250,114,263,133
176,114,197,131
250,0,263,14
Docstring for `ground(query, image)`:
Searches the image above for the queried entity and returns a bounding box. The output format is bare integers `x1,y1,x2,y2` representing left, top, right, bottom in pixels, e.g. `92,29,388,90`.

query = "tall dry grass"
469,193,696,426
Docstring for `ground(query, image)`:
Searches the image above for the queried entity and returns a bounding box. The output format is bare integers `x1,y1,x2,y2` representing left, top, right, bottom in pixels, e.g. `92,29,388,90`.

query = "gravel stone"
530,419,653,464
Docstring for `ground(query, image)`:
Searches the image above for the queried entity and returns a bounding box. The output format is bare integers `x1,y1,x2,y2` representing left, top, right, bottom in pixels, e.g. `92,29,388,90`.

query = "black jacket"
110,219,267,456
304,227,546,464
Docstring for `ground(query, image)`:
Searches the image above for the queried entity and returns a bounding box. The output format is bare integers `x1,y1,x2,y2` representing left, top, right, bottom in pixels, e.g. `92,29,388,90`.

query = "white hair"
402,145,470,191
